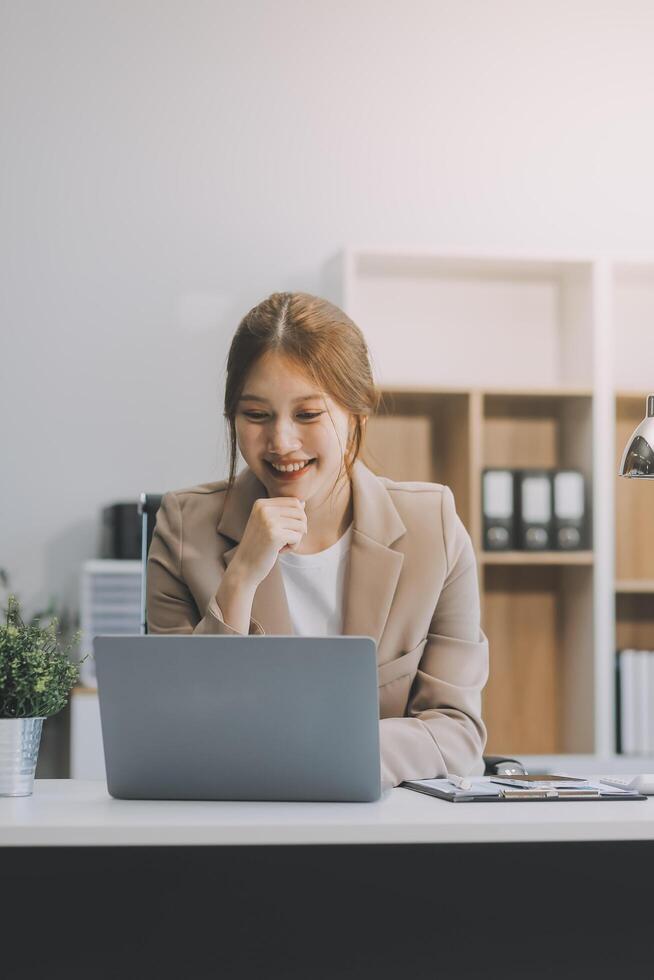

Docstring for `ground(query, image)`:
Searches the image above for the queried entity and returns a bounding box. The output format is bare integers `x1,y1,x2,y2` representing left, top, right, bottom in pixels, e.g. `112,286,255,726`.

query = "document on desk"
400,777,648,802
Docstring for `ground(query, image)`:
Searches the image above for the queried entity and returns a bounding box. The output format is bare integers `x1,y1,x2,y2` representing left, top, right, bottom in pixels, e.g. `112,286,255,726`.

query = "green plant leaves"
0,594,83,718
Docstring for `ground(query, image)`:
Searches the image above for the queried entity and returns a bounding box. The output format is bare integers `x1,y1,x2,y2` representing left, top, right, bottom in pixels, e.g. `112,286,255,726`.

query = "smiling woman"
146,291,489,788
233,347,358,554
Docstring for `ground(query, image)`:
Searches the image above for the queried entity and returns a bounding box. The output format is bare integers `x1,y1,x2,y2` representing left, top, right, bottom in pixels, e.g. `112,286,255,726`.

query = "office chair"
138,492,525,776
138,493,163,635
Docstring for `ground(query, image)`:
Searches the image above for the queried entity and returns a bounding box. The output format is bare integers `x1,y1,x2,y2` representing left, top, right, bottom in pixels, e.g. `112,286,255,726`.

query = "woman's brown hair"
223,291,382,493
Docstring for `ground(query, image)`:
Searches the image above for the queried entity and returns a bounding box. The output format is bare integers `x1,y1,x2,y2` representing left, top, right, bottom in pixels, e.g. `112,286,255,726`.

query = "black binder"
482,468,515,550
552,469,587,549
515,470,553,550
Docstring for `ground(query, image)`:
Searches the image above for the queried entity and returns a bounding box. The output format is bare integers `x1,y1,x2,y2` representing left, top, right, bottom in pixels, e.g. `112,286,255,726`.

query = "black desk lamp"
616,394,654,787
619,395,654,478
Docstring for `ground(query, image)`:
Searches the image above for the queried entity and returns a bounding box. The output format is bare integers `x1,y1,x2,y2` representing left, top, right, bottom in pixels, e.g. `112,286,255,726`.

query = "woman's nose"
267,418,302,454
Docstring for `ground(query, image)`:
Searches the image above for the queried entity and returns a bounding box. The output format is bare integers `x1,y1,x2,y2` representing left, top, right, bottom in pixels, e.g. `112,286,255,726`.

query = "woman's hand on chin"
231,496,307,588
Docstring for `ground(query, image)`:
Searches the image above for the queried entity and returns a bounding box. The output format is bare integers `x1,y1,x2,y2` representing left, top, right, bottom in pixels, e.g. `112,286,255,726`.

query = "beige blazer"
147,459,489,784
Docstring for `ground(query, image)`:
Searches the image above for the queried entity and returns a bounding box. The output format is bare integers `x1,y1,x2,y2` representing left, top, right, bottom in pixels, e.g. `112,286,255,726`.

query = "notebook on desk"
401,776,648,802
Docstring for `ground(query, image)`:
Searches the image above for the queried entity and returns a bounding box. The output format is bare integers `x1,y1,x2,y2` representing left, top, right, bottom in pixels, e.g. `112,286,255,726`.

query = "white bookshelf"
330,249,595,389
326,247,654,763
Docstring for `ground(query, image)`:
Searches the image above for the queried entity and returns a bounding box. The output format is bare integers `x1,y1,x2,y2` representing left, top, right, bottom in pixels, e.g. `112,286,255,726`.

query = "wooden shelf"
616,593,654,648
615,581,654,594
364,380,596,756
482,564,594,755
480,551,594,566
365,390,473,532
615,389,651,402
381,385,593,398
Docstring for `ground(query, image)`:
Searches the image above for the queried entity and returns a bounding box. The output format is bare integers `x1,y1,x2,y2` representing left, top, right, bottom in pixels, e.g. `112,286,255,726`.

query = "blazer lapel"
217,460,406,643
341,460,406,646
342,534,404,646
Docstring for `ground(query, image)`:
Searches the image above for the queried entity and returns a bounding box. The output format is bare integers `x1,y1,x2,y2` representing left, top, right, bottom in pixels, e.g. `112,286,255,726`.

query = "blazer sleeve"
379,486,489,786
146,492,264,636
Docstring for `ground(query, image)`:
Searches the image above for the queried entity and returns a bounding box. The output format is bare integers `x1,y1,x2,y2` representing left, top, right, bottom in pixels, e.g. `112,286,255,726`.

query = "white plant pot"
0,717,45,796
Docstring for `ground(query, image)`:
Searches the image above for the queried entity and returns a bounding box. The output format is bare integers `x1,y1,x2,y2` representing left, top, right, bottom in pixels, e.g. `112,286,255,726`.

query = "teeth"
270,460,312,473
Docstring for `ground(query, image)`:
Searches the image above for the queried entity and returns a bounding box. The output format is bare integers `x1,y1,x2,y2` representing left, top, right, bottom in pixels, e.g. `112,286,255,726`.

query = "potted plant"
0,594,83,796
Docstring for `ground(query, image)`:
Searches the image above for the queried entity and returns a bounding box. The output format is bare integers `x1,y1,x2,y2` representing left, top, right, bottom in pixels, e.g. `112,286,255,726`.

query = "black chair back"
138,493,163,634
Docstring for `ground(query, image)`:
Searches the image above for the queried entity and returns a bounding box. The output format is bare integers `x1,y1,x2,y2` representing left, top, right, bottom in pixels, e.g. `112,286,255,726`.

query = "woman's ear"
346,414,365,464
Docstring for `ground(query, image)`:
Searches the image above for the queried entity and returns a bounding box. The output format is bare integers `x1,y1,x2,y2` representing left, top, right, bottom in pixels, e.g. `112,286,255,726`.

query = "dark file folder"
552,470,587,549
515,470,553,550
482,468,515,550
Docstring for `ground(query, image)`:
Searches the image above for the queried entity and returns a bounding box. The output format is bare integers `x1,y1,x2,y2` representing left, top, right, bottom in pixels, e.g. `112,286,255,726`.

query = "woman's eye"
242,411,323,421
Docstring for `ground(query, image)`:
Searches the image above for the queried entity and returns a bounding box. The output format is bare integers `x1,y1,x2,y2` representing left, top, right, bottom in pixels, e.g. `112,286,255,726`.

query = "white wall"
3,0,654,618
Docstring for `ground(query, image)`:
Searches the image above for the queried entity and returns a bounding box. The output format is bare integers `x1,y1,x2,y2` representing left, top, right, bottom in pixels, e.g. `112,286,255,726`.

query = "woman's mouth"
265,459,316,480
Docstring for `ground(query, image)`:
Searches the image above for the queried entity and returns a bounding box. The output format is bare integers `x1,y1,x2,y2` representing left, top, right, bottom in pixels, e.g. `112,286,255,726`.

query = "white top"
2,780,654,847
277,523,353,636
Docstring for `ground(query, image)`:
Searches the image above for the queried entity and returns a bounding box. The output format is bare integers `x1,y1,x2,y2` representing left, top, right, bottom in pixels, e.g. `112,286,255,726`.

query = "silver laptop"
93,635,381,802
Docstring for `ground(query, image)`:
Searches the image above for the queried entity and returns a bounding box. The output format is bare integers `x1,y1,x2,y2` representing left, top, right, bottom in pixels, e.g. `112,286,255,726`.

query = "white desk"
3,780,652,978
2,778,654,847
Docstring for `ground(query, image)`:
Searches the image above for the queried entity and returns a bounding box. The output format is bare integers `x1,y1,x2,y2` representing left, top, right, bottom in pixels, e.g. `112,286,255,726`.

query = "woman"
147,291,489,787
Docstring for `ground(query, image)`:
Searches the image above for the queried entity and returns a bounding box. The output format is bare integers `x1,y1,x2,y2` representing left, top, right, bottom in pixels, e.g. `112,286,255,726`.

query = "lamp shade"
619,394,654,478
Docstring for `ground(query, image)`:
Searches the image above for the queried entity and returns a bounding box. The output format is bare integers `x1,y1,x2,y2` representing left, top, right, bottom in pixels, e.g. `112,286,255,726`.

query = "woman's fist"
230,496,307,588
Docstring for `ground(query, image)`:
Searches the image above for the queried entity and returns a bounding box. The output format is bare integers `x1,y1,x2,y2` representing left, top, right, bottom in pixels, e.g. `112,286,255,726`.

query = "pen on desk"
446,773,473,791
490,777,532,789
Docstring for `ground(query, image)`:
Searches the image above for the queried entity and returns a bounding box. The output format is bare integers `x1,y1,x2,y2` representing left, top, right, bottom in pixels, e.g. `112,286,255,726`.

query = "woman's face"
235,351,355,504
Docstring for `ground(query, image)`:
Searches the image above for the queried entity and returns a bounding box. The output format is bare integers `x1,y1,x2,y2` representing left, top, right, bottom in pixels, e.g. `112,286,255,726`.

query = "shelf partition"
337,251,595,390
615,581,654,594
482,563,594,755
362,389,473,531
481,552,594,566
616,594,654,650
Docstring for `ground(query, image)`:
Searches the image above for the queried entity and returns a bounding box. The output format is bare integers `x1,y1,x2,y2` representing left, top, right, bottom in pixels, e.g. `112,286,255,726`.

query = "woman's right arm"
146,492,264,636
214,564,258,635
147,491,307,635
